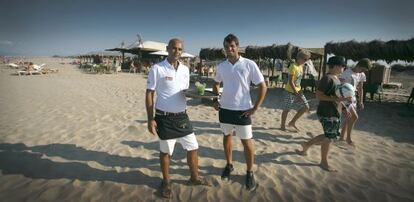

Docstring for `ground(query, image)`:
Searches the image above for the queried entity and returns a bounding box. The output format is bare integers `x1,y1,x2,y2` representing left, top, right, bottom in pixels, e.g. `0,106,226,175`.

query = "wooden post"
199,59,203,77
319,51,327,80
121,51,125,68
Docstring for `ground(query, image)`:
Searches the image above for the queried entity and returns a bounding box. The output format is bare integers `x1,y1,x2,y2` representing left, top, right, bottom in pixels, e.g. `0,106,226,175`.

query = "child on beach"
297,56,351,172
280,50,311,131
339,58,372,146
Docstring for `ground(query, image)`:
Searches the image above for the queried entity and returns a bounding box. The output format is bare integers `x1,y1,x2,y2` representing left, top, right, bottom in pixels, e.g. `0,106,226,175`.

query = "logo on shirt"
237,69,245,76
165,76,173,81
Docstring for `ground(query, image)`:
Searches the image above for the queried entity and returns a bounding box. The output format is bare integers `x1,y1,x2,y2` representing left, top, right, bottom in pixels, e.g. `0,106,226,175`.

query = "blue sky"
0,0,413,56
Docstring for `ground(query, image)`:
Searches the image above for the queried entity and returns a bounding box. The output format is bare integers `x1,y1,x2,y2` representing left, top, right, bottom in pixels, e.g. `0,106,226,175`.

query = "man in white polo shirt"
213,34,267,191
145,38,209,198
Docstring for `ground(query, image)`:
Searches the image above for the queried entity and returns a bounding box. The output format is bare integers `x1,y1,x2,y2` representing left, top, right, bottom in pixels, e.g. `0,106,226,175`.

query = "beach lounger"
7,63,21,68
17,69,42,76
34,64,58,74
363,83,383,102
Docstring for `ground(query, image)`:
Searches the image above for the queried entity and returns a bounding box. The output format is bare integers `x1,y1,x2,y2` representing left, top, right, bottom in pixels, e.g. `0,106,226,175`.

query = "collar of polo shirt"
163,58,182,70
226,56,245,65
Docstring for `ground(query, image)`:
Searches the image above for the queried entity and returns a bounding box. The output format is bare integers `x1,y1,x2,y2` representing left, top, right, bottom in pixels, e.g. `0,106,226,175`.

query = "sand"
0,57,413,202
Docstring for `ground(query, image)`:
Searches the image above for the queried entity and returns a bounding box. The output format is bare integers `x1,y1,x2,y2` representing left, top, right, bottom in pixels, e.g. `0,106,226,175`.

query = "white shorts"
159,133,199,155
220,123,253,139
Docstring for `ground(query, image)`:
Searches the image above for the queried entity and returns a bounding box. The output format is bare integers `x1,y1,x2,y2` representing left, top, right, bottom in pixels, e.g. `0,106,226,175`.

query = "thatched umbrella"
106,41,127,67
200,43,324,77
199,48,225,61
323,38,414,82
325,38,414,63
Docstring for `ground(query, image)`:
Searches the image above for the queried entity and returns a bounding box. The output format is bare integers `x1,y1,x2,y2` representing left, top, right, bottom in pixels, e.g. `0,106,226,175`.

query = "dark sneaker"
221,164,234,181
159,180,172,198
245,171,257,191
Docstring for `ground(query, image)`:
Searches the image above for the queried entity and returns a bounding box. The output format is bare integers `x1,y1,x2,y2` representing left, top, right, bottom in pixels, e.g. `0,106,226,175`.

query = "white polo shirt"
147,59,189,113
215,56,264,110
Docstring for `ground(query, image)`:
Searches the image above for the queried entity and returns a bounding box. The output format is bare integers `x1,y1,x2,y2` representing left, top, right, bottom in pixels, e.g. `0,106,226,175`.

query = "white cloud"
0,40,13,46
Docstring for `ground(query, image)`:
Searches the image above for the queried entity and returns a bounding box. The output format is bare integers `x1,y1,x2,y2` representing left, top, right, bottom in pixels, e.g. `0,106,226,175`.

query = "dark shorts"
219,108,252,126
319,116,341,139
154,112,194,140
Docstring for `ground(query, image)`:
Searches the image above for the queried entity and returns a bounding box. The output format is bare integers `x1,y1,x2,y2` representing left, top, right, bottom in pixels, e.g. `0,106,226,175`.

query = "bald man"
145,38,210,198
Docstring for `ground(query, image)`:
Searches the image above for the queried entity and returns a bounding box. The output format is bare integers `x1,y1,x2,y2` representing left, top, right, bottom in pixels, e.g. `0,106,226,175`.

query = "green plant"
195,81,206,95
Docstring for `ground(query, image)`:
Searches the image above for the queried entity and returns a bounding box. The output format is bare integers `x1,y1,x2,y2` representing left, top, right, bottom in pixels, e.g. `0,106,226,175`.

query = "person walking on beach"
297,56,351,172
339,58,372,146
129,60,138,73
212,34,267,191
280,50,311,131
145,38,210,198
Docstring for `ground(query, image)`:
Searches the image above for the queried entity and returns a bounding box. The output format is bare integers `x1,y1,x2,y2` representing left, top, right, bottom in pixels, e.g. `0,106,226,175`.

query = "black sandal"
160,180,172,198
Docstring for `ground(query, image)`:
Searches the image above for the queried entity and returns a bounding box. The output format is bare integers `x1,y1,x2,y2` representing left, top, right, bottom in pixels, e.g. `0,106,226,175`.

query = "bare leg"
296,134,326,155
339,115,348,141
187,149,199,181
346,107,358,145
160,152,172,198
320,138,337,172
223,134,233,165
160,152,170,182
241,139,255,171
288,106,309,131
281,109,289,130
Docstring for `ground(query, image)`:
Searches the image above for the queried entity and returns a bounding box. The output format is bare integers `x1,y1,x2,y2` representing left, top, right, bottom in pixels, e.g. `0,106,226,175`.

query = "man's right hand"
147,119,157,136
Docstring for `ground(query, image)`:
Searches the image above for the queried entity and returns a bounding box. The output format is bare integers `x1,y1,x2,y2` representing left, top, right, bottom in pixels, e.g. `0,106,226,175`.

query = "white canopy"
149,50,168,56
149,50,195,58
181,52,195,58
127,40,167,52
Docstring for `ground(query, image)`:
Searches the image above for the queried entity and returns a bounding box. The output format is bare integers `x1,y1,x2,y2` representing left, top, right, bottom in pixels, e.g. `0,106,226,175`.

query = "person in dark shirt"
296,56,351,172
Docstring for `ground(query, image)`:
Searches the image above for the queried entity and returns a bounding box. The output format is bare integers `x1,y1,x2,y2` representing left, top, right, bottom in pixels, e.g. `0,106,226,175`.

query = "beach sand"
0,57,413,201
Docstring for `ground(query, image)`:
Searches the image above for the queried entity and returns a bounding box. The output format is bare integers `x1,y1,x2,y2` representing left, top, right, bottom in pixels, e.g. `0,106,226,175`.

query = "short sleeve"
250,61,264,85
183,67,190,90
147,66,157,90
214,66,222,82
360,73,366,82
288,64,297,76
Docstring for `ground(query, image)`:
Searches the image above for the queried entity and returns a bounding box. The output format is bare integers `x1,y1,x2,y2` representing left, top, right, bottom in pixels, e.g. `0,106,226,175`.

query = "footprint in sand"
305,132,314,138
127,125,139,135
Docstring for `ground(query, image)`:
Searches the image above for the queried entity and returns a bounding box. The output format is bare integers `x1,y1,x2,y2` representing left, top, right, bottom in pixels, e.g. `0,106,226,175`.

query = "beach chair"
300,74,316,92
364,83,383,102
33,64,45,71
17,69,42,75
268,75,279,87
33,63,58,74
7,63,21,68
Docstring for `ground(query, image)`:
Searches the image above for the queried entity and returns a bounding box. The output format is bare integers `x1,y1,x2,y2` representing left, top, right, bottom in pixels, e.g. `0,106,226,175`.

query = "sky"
0,0,413,56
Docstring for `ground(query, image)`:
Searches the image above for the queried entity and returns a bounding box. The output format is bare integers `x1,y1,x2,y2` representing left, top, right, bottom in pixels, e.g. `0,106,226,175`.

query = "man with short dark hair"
213,34,267,191
146,38,209,198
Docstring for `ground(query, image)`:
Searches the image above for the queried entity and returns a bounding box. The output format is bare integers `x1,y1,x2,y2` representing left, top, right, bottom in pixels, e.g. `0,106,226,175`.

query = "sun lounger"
34,64,58,74
17,63,57,75
17,69,42,76
7,63,21,68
